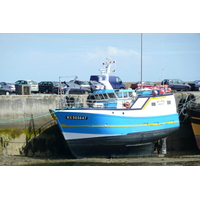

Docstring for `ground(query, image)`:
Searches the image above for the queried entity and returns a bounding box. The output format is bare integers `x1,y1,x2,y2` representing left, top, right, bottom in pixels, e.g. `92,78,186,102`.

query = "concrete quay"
0,94,86,156
0,91,200,157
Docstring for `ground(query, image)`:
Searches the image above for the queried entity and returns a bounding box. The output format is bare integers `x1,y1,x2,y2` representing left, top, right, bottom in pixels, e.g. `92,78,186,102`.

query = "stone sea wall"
0,91,200,156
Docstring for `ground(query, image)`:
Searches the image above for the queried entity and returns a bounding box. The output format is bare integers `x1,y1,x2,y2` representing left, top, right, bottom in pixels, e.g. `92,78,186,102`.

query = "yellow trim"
151,96,167,99
191,116,200,120
191,123,200,136
61,120,179,128
142,96,166,110
50,113,58,120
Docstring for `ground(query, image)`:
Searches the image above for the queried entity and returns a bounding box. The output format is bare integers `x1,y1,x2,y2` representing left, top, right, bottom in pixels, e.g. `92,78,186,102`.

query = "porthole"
167,101,171,105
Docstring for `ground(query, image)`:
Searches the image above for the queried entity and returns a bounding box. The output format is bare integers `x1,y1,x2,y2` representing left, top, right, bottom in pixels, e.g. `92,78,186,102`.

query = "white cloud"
81,46,139,60
107,46,138,57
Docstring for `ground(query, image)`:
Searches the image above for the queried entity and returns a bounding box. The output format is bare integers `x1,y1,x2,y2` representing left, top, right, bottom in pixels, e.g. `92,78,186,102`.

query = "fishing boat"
187,102,200,149
50,60,180,158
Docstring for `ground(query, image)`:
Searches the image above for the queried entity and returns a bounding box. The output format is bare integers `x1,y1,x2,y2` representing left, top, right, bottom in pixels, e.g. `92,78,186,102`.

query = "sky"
1,1,200,84
0,33,199,83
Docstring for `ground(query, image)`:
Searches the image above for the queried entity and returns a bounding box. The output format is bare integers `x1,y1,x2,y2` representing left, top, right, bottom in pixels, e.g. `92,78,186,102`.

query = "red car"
130,81,168,90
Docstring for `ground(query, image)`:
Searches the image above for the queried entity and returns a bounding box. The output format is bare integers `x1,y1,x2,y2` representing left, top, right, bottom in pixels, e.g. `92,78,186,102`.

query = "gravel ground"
1,153,200,166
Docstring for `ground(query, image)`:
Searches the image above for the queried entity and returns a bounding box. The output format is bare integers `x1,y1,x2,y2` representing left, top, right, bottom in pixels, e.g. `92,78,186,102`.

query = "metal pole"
160,138,167,155
141,33,143,89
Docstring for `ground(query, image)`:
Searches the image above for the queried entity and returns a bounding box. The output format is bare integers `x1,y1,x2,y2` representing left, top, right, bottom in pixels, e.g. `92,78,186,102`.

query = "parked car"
38,81,59,93
89,81,105,92
0,82,15,93
15,80,39,93
0,85,11,95
188,80,200,91
161,79,191,91
69,80,91,89
130,81,168,90
53,82,91,94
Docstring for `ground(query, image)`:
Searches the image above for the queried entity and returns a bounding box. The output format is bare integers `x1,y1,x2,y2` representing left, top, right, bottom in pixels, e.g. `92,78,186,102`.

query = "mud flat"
1,152,200,166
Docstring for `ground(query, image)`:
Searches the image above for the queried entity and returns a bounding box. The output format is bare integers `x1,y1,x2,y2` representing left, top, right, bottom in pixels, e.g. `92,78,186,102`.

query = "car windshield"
15,81,22,84
68,83,80,88
149,82,154,85
193,80,200,83
91,81,99,85
135,81,146,84
61,83,68,87
53,82,59,86
81,81,89,85
28,81,37,85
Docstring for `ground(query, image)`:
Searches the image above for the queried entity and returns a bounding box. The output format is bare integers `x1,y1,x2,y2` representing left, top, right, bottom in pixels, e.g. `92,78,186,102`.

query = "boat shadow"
22,120,74,159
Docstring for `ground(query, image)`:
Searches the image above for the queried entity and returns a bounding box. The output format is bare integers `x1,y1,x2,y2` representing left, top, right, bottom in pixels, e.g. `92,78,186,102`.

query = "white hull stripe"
62,132,119,140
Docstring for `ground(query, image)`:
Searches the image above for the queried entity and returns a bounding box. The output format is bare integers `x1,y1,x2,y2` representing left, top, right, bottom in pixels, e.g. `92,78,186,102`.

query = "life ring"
123,101,130,108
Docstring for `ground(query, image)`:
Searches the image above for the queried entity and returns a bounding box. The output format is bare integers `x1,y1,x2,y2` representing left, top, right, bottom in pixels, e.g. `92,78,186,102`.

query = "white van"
15,80,39,93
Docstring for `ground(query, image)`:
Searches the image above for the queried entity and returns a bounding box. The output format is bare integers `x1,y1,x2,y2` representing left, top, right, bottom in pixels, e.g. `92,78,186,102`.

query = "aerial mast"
141,33,143,89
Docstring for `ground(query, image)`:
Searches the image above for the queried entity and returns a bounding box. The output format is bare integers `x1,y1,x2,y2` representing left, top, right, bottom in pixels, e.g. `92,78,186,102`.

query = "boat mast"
99,59,115,89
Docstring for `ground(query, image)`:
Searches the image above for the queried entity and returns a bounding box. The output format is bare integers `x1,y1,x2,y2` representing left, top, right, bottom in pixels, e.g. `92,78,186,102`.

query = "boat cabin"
87,89,136,108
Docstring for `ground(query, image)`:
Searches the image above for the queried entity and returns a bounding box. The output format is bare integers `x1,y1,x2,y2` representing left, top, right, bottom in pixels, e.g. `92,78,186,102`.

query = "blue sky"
0,33,199,83
1,1,200,84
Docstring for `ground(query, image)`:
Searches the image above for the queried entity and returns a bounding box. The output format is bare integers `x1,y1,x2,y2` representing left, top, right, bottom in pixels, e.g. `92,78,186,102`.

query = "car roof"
16,79,37,81
39,81,58,82
163,79,181,80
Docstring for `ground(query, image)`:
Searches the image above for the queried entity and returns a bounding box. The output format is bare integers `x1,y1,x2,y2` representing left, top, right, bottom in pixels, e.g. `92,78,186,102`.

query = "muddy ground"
1,152,200,166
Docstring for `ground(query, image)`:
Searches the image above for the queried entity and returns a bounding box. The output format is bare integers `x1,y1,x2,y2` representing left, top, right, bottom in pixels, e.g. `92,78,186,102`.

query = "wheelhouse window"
116,92,123,98
99,94,104,99
103,93,109,99
108,93,116,98
123,92,128,98
94,94,100,100
129,92,134,97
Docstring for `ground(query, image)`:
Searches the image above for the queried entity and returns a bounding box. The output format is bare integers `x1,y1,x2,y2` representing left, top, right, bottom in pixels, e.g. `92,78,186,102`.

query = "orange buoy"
123,101,130,108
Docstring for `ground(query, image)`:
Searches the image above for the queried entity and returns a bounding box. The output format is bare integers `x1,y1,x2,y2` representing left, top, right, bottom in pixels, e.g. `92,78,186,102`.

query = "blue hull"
66,127,178,158
51,109,179,158
55,111,179,137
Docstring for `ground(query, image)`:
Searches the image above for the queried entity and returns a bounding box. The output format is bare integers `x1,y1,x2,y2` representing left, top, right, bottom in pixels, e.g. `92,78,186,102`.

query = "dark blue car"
161,79,191,91
188,80,200,91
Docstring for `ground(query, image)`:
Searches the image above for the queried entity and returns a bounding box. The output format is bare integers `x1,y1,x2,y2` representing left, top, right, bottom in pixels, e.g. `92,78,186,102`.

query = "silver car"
15,80,39,93
0,85,12,95
0,82,16,93
89,81,105,92
70,80,91,89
